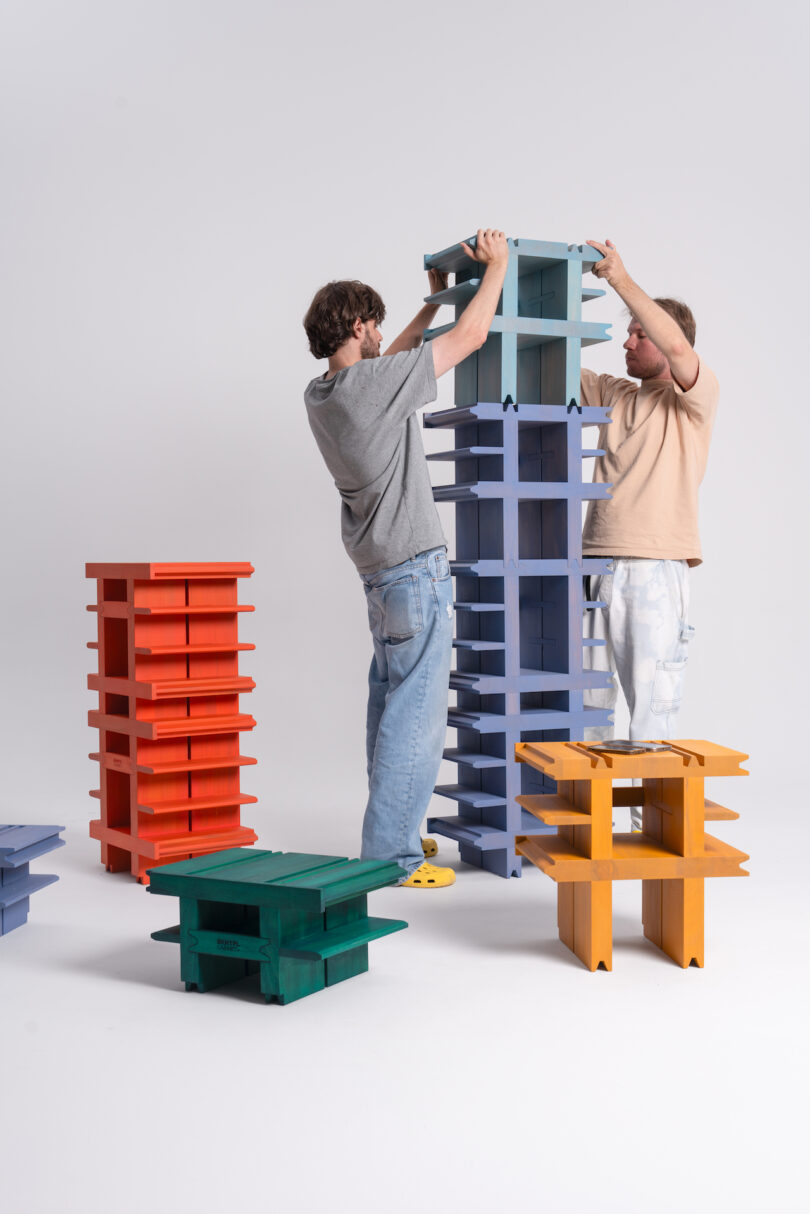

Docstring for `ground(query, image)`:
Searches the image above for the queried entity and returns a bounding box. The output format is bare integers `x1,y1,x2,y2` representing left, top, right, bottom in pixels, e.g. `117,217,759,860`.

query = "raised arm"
383,267,449,357
588,239,700,391
430,229,509,378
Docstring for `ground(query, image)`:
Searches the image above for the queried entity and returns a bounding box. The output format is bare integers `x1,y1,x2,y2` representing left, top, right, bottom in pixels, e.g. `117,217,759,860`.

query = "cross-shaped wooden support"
514,740,749,970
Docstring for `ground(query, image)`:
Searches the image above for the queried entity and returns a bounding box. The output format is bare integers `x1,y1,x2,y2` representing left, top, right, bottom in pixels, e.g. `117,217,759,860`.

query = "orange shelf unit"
86,562,259,883
514,740,749,970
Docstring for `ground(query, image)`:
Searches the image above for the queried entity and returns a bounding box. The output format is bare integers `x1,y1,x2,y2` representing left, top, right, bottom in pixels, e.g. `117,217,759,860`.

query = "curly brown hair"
303,280,386,360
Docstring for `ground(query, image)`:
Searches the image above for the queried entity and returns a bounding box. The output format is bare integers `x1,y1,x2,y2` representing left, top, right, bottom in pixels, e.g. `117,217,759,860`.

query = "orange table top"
515,740,748,782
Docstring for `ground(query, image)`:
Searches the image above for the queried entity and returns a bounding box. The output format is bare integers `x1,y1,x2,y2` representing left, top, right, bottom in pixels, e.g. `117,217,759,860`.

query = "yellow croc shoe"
401,861,455,889
421,837,438,858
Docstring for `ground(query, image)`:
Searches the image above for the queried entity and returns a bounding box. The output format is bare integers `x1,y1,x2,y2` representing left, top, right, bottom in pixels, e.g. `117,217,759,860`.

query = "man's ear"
352,317,365,340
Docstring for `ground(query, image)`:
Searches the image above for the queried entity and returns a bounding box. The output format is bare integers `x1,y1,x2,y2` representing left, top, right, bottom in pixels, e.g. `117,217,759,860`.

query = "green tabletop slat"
148,850,405,911
274,859,405,903
147,848,279,880
195,852,347,887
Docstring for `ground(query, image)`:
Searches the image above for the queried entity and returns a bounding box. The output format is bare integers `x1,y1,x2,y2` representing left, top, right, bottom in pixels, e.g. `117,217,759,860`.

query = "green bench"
148,848,407,1004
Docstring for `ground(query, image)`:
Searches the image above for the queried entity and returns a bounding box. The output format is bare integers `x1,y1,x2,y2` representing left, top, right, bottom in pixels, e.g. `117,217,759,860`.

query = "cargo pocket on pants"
651,622,693,715
651,660,687,714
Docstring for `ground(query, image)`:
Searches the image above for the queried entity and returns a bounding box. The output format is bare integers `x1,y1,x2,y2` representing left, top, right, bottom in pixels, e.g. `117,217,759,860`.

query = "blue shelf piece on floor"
0,825,65,935
422,236,615,877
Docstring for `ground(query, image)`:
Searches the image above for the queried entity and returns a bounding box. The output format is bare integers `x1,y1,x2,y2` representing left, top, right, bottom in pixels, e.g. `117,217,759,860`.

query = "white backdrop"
1,3,807,1211
2,0,806,826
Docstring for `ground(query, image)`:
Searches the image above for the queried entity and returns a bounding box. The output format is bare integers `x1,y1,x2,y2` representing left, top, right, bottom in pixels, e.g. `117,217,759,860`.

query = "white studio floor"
1,804,806,1214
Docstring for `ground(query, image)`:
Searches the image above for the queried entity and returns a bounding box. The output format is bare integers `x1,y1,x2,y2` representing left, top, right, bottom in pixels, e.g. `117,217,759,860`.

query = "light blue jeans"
360,547,454,877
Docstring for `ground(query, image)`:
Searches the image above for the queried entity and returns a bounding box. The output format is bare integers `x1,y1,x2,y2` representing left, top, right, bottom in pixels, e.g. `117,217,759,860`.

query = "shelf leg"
558,778,613,970
642,878,662,948
102,842,130,873
643,774,706,966
558,882,574,953
661,877,704,968
325,897,369,986
577,881,612,971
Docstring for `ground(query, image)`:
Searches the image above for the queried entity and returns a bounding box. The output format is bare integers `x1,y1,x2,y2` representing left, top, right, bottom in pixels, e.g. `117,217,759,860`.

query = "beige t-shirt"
581,361,719,567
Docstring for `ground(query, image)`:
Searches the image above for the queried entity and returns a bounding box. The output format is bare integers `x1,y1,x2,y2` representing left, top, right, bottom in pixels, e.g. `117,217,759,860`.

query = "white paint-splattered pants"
583,559,694,829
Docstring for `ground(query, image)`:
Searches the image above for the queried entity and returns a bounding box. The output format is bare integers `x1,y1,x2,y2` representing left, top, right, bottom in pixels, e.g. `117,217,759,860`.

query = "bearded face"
623,321,669,380
359,319,382,359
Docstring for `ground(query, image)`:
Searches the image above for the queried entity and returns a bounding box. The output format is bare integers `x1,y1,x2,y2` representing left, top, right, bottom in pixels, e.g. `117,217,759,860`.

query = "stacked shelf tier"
0,825,65,935
423,237,614,877
86,562,259,883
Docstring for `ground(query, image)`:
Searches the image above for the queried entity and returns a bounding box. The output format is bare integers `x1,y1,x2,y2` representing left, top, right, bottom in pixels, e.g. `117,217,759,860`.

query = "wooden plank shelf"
135,792,258,815
517,793,592,826
88,710,257,740
88,674,256,700
516,831,750,883
89,821,258,862
280,916,408,961
89,752,257,776
133,642,256,656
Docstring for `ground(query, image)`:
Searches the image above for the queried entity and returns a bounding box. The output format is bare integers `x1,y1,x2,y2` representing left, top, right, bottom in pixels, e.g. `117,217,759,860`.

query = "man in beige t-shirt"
581,240,719,823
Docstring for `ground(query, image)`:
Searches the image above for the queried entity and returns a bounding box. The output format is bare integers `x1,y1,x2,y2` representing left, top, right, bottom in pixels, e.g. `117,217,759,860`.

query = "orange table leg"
661,877,704,968
643,774,706,966
557,776,613,971
558,879,574,953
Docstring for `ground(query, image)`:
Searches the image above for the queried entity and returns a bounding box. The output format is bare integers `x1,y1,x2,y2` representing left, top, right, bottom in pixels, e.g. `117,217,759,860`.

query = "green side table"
148,848,407,1004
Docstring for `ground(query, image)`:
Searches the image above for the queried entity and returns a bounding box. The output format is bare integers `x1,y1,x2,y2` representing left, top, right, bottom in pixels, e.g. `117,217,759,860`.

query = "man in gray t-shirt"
305,343,445,575
303,230,509,887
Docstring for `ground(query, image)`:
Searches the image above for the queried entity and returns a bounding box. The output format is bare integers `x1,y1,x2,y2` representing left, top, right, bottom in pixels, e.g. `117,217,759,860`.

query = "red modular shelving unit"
86,562,259,883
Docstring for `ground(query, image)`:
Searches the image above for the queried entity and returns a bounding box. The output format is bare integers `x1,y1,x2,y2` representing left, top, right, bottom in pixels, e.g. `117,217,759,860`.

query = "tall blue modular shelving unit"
422,237,614,878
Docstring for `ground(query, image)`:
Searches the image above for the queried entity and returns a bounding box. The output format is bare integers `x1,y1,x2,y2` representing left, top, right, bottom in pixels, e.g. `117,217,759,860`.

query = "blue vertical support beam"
422,237,615,876
565,255,586,728
0,825,65,934
501,251,522,875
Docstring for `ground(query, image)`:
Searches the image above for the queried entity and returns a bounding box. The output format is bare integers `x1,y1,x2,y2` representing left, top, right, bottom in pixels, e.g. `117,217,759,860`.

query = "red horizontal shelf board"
89,752,258,775
87,604,254,615
133,643,256,656
137,793,258,815
88,674,256,699
88,710,257,739
90,819,257,859
85,562,254,580
134,605,254,616
153,828,258,859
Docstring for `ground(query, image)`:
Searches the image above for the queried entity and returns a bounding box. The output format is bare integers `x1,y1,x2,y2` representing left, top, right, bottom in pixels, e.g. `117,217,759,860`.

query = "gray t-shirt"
304,345,446,575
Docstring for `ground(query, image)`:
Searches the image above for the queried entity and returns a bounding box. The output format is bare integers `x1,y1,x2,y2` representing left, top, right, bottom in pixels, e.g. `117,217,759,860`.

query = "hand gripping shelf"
0,825,65,935
86,562,259,883
423,238,615,877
